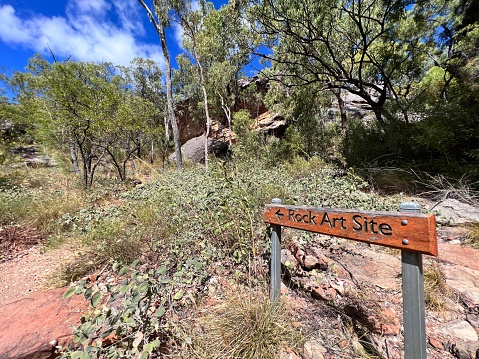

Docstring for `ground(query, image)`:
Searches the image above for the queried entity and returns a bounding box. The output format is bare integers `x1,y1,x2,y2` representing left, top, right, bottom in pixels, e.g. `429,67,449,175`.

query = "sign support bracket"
270,198,282,303
400,202,427,359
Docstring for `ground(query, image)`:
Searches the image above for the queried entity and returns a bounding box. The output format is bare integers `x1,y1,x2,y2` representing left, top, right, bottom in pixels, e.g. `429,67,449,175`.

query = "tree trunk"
137,0,182,171
164,115,170,154
150,140,155,164
161,27,183,171
195,52,212,170
333,89,348,136
219,94,233,149
69,144,80,174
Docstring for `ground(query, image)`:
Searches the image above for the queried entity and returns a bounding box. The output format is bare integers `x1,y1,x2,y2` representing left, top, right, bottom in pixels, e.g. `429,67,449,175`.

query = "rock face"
430,198,479,225
175,99,205,145
280,230,479,359
0,288,87,359
169,135,229,164
253,111,288,137
9,146,57,167
327,92,377,122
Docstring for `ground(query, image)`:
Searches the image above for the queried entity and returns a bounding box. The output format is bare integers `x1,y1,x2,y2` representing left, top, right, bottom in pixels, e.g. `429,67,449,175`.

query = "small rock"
467,314,479,332
429,337,444,351
369,307,401,335
448,239,462,245
303,339,326,359
441,320,478,342
304,255,320,269
311,286,336,301
330,280,345,296
281,249,301,278
449,339,479,359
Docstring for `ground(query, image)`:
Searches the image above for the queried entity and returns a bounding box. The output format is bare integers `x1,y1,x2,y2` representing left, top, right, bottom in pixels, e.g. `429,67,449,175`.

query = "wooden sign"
264,204,438,256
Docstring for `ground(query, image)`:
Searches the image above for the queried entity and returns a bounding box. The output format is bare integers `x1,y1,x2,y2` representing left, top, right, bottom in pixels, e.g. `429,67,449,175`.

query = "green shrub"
62,259,207,359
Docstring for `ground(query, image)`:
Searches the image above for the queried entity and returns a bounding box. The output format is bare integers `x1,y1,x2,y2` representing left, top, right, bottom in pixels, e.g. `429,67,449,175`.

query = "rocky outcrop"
327,92,377,122
254,111,288,137
173,76,270,146
0,288,88,359
169,135,229,164
428,198,479,225
279,229,479,359
9,146,57,167
175,99,205,145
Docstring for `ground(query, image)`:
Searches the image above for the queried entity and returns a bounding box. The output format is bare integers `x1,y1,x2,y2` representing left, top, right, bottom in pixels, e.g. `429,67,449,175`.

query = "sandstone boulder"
0,288,88,359
431,198,479,225
169,135,229,164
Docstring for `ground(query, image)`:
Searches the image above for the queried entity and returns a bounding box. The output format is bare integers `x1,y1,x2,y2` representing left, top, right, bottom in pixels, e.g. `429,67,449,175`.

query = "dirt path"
0,228,76,306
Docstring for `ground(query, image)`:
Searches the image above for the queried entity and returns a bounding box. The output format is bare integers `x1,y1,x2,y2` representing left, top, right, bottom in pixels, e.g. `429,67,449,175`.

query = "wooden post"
400,202,427,359
270,198,282,303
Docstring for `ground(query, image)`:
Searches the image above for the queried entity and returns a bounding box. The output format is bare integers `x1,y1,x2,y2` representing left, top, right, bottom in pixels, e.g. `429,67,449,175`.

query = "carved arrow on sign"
275,209,284,220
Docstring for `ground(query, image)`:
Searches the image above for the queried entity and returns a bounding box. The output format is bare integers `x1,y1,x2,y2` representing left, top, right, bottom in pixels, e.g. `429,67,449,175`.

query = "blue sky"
0,0,226,77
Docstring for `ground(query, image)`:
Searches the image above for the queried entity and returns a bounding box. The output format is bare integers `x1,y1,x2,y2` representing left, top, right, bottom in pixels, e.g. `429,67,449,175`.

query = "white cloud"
0,0,165,68
172,21,185,48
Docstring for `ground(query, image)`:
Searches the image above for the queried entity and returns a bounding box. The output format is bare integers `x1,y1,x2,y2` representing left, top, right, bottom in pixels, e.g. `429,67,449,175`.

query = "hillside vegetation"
0,149,409,357
1,0,479,357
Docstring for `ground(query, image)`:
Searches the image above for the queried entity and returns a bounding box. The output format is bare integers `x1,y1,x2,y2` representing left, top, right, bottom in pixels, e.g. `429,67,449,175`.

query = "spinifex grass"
424,261,452,311
183,290,303,359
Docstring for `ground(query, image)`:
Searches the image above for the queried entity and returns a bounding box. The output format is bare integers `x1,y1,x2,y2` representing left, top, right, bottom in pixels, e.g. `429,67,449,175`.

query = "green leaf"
143,343,154,352
155,307,165,317
73,332,88,344
138,282,149,293
173,289,184,301
91,291,102,307
101,327,114,338
131,259,140,268
84,287,93,300
70,351,84,359
118,285,130,293
123,317,136,327
64,287,77,298
119,266,129,276
155,266,167,275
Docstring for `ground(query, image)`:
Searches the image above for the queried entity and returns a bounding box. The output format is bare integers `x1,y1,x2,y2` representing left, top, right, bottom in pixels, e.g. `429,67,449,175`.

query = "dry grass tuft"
465,223,479,248
424,262,451,311
177,289,303,359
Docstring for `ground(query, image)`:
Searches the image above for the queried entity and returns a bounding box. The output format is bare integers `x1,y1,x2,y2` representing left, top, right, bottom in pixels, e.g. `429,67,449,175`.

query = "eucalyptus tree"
127,58,167,164
249,0,457,128
137,0,183,171
174,1,255,156
171,0,215,169
39,61,129,188
102,90,156,181
8,56,153,188
1,66,46,162
197,3,255,148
